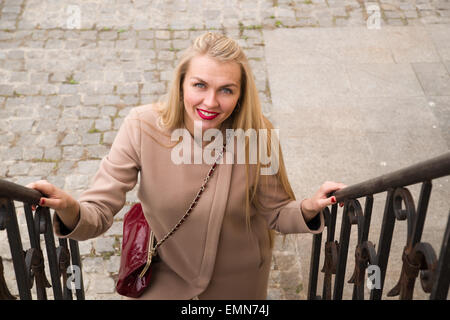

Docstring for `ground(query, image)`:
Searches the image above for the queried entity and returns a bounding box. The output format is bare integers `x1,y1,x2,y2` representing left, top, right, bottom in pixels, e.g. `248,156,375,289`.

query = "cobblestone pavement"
0,0,449,300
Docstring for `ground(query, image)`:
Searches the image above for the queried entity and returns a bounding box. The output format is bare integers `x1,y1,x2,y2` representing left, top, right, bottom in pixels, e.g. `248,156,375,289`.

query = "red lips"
197,108,219,120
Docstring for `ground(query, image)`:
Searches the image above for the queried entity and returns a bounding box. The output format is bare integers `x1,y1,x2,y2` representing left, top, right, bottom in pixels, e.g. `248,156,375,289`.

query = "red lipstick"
197,108,219,120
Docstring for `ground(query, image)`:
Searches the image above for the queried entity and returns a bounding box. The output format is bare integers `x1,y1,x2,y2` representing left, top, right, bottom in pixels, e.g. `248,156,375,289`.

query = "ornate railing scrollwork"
386,183,439,299
0,179,85,300
0,256,15,300
307,152,450,300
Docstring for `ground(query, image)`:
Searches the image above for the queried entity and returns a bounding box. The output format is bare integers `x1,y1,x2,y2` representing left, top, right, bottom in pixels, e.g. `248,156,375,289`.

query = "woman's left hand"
301,181,347,221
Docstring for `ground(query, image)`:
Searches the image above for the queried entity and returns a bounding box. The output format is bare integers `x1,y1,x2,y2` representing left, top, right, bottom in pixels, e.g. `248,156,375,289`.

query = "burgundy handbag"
116,203,154,298
116,142,227,298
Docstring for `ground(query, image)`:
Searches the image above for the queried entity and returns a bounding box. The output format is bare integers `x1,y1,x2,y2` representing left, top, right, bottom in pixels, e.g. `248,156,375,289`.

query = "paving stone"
23,147,44,161
44,147,62,160
412,62,450,96
78,239,95,256
86,145,110,159
81,133,101,145
7,162,30,176
77,160,101,175
95,118,112,131
87,274,116,294
95,237,117,254
62,146,85,161
65,174,90,190
82,256,106,274
103,131,117,145
105,255,121,273
28,162,55,176
104,221,123,237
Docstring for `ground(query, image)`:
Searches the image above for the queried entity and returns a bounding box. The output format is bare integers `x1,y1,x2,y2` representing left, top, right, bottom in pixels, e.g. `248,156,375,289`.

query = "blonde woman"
27,32,346,299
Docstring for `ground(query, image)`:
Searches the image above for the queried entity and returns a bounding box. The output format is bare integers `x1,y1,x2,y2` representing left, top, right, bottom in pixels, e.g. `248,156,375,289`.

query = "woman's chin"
194,118,221,131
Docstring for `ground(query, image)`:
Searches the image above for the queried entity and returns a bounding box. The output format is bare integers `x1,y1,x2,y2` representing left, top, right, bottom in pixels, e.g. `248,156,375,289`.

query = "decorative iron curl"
0,256,16,300
388,186,438,299
348,241,378,286
24,248,51,292
56,246,70,293
346,199,378,299
410,242,437,294
392,187,416,242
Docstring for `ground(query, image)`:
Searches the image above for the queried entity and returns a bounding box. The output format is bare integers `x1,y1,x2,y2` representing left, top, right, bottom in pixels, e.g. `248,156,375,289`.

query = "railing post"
369,189,395,300
430,213,450,300
0,198,32,300
333,202,352,300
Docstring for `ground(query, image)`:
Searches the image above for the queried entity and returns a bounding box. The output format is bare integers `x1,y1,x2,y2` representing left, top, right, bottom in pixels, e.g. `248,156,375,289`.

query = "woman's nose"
203,90,218,107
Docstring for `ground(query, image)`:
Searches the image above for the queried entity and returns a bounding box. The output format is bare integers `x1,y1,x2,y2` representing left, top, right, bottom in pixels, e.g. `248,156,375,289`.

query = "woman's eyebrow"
190,76,239,88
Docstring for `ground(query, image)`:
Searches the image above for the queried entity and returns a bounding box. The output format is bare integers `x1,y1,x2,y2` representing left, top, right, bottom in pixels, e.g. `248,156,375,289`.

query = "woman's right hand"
25,180,80,230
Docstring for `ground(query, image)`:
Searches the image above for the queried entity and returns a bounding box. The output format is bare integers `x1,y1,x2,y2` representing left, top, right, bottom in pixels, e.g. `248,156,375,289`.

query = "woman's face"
182,55,241,134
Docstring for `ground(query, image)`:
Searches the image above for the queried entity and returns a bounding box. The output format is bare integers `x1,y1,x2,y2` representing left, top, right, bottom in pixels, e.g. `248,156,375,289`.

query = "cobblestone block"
78,239,94,256
62,146,85,161
104,221,123,237
44,147,62,161
0,85,14,95
86,145,110,159
23,148,44,161
99,31,117,40
142,82,166,95
87,274,116,294
7,162,30,176
82,256,106,274
117,83,139,95
77,160,101,175
105,255,121,274
29,162,55,176
81,133,101,145
95,237,117,254
65,174,90,190
95,117,112,131
103,131,117,145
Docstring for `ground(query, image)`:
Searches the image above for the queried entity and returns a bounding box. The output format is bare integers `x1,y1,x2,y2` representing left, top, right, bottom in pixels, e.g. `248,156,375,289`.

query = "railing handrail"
0,179,42,204
333,152,450,202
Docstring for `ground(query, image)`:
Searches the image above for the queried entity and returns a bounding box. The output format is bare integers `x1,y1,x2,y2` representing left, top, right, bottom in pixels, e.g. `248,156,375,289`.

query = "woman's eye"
221,88,232,94
194,83,205,88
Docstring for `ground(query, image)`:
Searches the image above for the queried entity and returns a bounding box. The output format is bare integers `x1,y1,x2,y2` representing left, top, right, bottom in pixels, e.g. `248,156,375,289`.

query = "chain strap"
139,141,228,278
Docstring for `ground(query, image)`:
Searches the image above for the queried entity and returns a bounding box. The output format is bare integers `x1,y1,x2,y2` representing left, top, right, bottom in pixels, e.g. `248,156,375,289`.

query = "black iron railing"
1,153,449,300
308,152,450,300
0,179,84,300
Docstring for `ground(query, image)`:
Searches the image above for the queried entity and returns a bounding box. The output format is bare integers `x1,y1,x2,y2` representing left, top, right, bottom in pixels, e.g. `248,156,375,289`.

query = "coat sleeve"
53,108,142,241
254,171,324,235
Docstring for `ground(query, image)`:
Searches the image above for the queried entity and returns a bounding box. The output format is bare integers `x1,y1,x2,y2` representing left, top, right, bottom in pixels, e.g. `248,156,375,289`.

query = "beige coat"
53,104,324,300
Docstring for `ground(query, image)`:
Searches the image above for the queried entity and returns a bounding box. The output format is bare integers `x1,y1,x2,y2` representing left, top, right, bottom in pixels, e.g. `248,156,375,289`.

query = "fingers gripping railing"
307,152,450,300
0,179,84,300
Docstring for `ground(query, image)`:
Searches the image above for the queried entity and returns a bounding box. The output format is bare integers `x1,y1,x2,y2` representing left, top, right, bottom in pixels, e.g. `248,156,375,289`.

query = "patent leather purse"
116,203,155,298
116,142,227,298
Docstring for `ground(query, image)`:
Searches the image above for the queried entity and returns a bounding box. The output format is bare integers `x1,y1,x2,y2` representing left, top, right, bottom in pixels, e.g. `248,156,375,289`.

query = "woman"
27,32,346,299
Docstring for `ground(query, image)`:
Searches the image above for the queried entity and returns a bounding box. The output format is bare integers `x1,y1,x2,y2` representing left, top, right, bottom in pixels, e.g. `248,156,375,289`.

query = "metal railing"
1,153,449,300
308,152,450,300
0,179,84,300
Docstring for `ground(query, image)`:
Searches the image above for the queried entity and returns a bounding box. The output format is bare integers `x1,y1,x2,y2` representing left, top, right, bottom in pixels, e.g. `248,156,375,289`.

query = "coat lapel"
183,118,236,290
194,153,233,289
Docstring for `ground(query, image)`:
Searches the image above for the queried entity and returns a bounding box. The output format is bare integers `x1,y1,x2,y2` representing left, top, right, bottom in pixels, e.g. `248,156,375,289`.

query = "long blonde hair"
156,32,295,248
